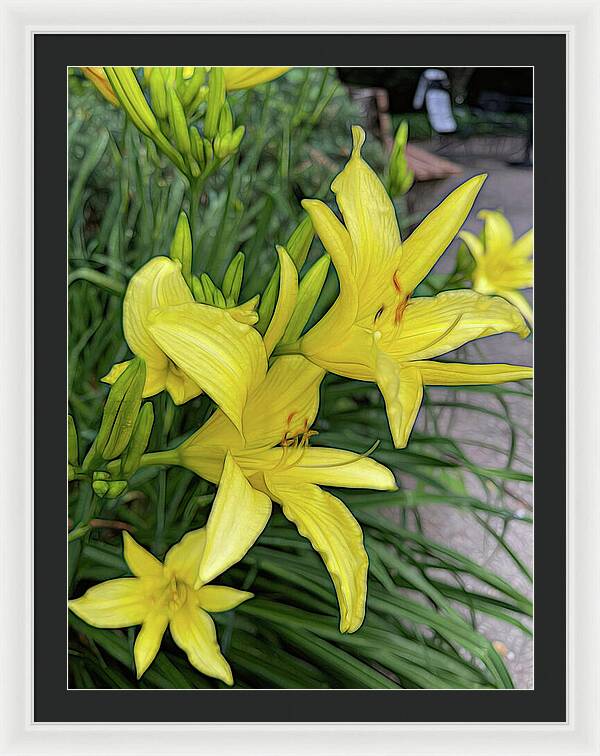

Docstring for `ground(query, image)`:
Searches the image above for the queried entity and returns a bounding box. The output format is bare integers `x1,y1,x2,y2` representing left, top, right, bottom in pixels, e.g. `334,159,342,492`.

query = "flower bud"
167,87,192,156
282,254,331,344
68,415,78,466
388,120,414,197
96,358,146,460
222,252,245,305
148,68,168,120
169,211,193,288
92,480,110,498
120,402,154,478
218,101,233,136
257,215,314,333
204,67,226,140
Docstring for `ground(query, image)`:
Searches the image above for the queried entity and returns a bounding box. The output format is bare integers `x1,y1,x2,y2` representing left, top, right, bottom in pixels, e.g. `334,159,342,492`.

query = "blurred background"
69,66,533,688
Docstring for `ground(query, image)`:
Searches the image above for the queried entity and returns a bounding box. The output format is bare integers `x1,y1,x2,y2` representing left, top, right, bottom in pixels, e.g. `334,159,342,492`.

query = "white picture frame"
1,0,598,753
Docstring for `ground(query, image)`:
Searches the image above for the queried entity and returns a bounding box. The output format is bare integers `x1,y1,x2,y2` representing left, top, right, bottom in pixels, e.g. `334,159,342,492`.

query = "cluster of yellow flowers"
70,68,533,686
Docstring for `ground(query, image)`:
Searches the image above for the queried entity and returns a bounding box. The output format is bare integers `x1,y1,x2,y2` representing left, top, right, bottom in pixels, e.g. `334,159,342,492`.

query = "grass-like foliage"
68,68,532,689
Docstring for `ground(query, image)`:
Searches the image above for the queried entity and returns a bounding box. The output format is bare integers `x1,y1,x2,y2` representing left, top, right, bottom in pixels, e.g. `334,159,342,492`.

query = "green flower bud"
68,415,78,466
93,471,110,481
281,254,331,344
167,87,192,156
191,274,207,302
218,101,233,136
96,358,146,461
120,402,154,478
204,67,226,140
200,273,218,305
105,480,128,499
228,125,245,153
148,68,168,120
169,211,193,288
257,215,314,333
190,128,205,168
104,67,158,138
92,480,110,498
388,120,414,197
222,252,245,305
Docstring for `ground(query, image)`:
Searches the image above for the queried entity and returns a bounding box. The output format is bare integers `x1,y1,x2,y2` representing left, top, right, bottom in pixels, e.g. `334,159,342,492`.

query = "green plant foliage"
68,68,532,689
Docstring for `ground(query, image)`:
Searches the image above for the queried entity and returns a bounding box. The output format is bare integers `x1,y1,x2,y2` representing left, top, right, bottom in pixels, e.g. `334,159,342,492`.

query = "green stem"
272,340,301,357
139,450,180,468
189,177,204,253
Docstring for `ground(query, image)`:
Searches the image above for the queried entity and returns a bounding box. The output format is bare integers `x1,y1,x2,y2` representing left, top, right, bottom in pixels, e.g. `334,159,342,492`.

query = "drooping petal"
123,532,164,578
134,611,169,678
498,289,533,326
375,354,423,449
197,454,271,586
479,210,514,259
123,257,193,373
68,578,150,628
389,290,530,361
169,604,233,685
263,246,299,357
396,174,486,293
164,365,205,406
223,66,290,91
196,585,253,613
414,360,533,385
148,302,267,434
164,529,206,586
259,447,396,490
331,126,401,291
266,478,368,633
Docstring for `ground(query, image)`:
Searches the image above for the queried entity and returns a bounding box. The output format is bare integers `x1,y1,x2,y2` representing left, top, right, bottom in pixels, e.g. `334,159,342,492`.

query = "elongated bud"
190,128,205,168
169,211,193,288
222,252,245,305
96,358,146,460
120,402,154,478
257,215,314,333
105,481,128,499
229,125,245,152
180,67,207,109
204,67,226,140
218,101,233,135
148,68,168,119
213,133,227,160
281,254,331,344
191,274,207,302
167,87,192,156
68,415,78,466
202,137,214,164
92,480,110,498
388,120,414,197
104,67,158,138
200,273,217,305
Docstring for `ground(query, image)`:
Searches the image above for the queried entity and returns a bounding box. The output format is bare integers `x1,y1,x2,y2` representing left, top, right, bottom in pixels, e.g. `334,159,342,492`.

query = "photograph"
67,65,534,691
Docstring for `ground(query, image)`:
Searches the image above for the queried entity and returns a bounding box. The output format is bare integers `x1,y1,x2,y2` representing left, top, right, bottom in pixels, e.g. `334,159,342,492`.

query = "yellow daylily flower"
460,210,533,326
221,67,291,91
68,530,252,684
149,354,397,634
286,125,533,449
80,67,119,106
102,256,267,433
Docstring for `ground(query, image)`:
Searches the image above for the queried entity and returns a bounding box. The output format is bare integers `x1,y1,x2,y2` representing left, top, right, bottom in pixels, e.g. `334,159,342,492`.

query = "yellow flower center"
159,576,189,614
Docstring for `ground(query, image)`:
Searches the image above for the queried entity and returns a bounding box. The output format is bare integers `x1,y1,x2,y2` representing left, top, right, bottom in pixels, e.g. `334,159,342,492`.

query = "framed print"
1,1,598,754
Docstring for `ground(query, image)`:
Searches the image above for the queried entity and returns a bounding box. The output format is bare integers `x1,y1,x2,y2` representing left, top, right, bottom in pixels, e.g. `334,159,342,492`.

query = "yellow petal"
196,585,253,613
223,66,290,91
164,529,206,586
81,67,119,106
389,290,530,361
331,126,401,291
123,256,193,373
459,230,484,264
68,578,149,628
262,447,396,490
414,360,533,385
169,604,233,685
147,302,267,434
134,611,169,678
263,246,299,357
479,210,514,257
375,354,423,449
511,228,534,259
197,454,271,586
266,478,368,633
164,365,203,406
101,359,168,398
227,294,260,325
397,174,486,293
498,288,533,327
123,532,163,578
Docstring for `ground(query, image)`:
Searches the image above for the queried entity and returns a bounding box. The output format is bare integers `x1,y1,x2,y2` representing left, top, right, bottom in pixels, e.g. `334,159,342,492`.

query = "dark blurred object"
337,67,532,164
